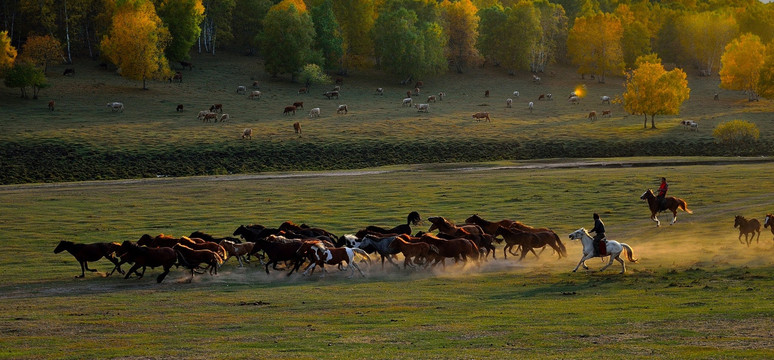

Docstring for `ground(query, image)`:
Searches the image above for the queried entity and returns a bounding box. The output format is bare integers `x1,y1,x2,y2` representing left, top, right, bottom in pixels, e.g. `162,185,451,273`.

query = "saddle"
598,240,607,257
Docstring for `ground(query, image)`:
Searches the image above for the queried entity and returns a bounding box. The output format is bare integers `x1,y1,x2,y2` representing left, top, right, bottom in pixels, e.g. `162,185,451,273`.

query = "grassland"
1,160,773,359
1,53,774,183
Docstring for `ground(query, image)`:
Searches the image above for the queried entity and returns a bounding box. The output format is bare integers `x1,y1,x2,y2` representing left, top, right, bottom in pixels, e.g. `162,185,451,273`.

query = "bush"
712,120,760,145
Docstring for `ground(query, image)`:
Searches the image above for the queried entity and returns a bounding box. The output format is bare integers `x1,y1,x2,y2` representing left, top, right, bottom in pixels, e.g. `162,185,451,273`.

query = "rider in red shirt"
657,177,668,210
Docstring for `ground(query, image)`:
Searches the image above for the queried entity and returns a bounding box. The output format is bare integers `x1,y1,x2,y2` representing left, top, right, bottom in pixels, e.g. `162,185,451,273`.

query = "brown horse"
220,240,255,267
173,243,223,282
734,215,761,246
464,214,514,235
640,189,693,227
495,226,567,261
254,235,304,274
765,214,774,241
389,237,439,269
415,233,479,268
54,241,125,278
177,237,227,260
119,241,177,283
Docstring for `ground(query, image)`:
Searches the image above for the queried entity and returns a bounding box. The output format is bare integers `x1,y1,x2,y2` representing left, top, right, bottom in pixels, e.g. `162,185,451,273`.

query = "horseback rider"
656,177,668,211
590,213,606,256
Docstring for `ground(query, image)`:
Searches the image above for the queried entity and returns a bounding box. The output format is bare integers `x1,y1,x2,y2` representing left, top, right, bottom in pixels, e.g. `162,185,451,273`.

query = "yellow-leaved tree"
623,56,690,129
567,12,624,83
440,0,479,73
101,0,172,89
19,35,63,74
719,33,766,102
0,31,17,74
679,11,738,76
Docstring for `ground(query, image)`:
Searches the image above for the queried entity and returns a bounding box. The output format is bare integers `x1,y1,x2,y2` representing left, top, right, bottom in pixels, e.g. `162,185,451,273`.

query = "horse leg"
617,256,626,274
125,264,141,279
651,213,661,227
106,256,125,276
670,210,678,225
84,261,98,273
157,265,171,283
572,254,594,272
301,261,316,276
77,261,86,278
598,253,618,272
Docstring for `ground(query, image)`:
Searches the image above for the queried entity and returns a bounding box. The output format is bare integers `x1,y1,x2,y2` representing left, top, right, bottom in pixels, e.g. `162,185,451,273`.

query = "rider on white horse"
590,213,606,256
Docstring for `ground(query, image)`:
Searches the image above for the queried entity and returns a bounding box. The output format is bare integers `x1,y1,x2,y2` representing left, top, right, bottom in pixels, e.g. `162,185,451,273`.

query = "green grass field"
1,53,773,183
1,159,773,359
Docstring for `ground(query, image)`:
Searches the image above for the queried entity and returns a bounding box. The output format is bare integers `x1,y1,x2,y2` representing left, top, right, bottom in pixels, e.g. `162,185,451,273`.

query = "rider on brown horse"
590,213,607,256
657,177,668,211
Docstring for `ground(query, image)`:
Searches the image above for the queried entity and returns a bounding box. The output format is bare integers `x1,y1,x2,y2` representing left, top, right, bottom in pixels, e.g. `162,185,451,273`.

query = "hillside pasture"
0,160,773,358
1,54,773,183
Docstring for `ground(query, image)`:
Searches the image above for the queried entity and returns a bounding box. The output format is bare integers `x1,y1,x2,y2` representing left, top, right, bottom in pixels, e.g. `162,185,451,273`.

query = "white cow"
107,102,124,112
249,90,261,99
402,97,413,107
415,103,429,113
506,98,513,108
309,107,321,118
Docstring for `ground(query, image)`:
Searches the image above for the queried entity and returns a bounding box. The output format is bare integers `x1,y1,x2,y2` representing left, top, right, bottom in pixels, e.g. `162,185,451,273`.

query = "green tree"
531,0,568,72
440,0,479,73
3,61,49,99
230,0,272,55
310,0,343,71
477,2,540,74
623,59,690,129
719,33,766,101
157,0,205,62
101,0,172,89
332,0,375,70
258,3,315,79
298,63,331,89
476,4,508,67
200,0,235,54
20,35,63,74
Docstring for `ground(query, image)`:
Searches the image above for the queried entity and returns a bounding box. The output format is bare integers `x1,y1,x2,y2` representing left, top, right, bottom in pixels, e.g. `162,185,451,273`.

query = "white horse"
568,228,638,274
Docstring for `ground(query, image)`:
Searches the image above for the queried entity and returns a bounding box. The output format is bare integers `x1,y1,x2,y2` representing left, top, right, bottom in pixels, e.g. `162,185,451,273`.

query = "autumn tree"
230,0,272,55
100,0,172,89
157,0,205,62
623,57,690,129
440,0,479,73
756,41,774,100
531,0,568,73
19,35,63,74
310,0,343,71
0,31,17,75
719,33,765,101
567,11,624,82
734,2,774,44
332,0,375,71
679,11,738,75
615,4,651,69
258,3,315,79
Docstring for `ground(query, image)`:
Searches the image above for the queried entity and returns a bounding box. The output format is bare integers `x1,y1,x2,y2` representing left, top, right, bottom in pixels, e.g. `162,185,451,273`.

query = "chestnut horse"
118,241,177,283
640,189,693,226
414,233,479,268
173,243,224,282
389,237,439,269
765,214,774,241
54,240,125,278
220,240,255,267
253,235,303,274
494,226,567,260
734,215,761,246
464,214,514,235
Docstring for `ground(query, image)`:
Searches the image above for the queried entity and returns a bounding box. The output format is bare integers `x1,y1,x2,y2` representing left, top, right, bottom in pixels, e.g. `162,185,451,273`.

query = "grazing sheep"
427,95,437,103
236,86,246,94
293,122,301,134
249,91,261,100
601,95,611,104
506,98,513,108
48,100,55,111
513,91,520,97
309,108,321,118
337,104,348,114
528,101,534,113
376,88,384,95
219,113,230,122
107,102,124,112
242,128,253,140
402,97,413,107
176,104,184,112
415,103,429,113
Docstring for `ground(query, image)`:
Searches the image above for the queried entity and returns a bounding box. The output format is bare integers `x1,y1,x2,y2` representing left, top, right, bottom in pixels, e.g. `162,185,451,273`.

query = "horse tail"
352,248,371,265
679,200,693,214
620,243,638,263
553,232,567,257
175,249,193,269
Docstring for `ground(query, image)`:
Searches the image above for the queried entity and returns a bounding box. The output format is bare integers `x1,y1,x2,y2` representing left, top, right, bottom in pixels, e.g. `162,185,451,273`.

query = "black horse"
364,211,422,235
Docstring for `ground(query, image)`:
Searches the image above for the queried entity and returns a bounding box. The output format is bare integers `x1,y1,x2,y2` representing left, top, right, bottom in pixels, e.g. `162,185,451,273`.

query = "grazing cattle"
335,77,343,85
680,120,698,131
412,87,420,96
252,81,260,89
472,112,490,122
602,110,612,118
54,240,124,278
48,100,55,111
309,107,321,118
210,104,223,113
179,61,193,70
283,105,296,115
376,87,384,95
532,74,541,83
513,91,520,97
169,72,182,83
337,104,348,114
332,85,341,92
298,87,308,95
242,128,253,140
219,113,230,122
202,112,218,123
249,90,261,100
714,93,719,101
538,94,547,101
176,104,184,112
402,97,413,107
407,90,412,99
427,95,437,103
484,90,490,97
546,93,553,100
506,98,512,108
323,91,339,99
107,102,124,112
414,81,424,88
569,96,580,104
601,95,611,104
236,86,246,94
197,110,211,121
293,101,304,109
528,101,534,113
63,68,75,76
438,92,446,101
293,122,301,134
415,103,429,113
588,111,597,121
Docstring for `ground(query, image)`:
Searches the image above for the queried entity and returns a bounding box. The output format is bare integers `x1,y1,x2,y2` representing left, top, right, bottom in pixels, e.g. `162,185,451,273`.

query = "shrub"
712,120,760,145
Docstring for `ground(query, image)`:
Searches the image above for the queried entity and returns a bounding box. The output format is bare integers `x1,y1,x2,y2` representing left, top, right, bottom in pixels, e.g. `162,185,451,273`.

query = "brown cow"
407,90,412,98
484,90,490,97
323,91,339,99
293,122,301,134
210,104,223,113
427,95,437,103
472,112,491,122
601,110,612,118
298,87,308,95
176,104,184,112
538,94,546,101
293,101,304,109
202,112,218,123
414,81,424,88
283,105,296,115
337,104,348,114
588,111,597,121
48,100,55,111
